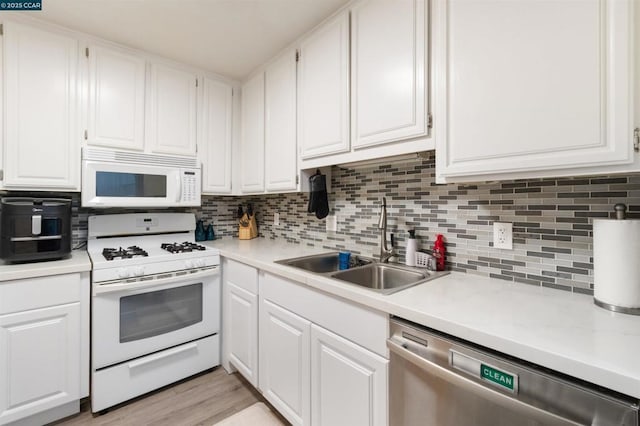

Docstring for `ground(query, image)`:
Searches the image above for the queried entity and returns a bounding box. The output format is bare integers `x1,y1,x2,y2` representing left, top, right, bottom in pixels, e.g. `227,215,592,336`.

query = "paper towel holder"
593,203,640,316
614,203,627,220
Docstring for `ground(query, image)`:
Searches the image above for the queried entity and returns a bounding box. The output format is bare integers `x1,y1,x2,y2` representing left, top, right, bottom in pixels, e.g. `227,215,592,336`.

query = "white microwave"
81,148,201,208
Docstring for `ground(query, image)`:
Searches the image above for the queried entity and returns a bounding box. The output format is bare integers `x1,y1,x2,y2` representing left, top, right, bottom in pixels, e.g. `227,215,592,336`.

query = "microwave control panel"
181,171,198,202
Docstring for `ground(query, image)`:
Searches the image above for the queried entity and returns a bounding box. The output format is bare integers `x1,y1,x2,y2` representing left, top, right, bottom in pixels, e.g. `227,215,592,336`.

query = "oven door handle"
387,339,582,426
93,267,219,296
128,342,198,370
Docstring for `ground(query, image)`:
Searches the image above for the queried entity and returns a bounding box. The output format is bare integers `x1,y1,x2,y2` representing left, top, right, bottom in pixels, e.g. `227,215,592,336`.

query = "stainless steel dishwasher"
388,317,639,426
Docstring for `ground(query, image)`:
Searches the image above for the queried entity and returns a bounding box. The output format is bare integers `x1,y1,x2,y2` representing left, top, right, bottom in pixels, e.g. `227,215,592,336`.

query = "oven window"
119,283,203,343
96,171,167,198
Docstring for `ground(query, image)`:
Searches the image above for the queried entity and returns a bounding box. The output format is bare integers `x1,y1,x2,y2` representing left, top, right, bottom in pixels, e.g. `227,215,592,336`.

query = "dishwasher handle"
387,338,582,426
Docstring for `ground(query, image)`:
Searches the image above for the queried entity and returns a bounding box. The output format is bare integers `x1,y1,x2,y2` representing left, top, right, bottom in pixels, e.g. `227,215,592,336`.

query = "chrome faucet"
378,197,396,263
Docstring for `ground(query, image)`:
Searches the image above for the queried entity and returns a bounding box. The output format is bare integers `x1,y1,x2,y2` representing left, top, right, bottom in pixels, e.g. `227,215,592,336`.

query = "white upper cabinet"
3,21,80,190
351,0,427,148
240,72,266,193
434,0,634,181
298,12,350,159
146,62,198,156
265,50,298,192
87,44,146,151
200,77,233,194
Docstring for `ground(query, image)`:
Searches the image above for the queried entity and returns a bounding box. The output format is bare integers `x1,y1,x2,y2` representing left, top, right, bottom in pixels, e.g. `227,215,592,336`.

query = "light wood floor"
52,367,287,426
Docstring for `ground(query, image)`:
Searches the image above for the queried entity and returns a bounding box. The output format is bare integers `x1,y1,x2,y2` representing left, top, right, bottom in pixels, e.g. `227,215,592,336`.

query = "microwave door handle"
93,267,219,296
175,172,182,202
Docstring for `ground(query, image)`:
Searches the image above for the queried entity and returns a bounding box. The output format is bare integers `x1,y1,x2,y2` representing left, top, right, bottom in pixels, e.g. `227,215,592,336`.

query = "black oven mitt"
307,171,329,220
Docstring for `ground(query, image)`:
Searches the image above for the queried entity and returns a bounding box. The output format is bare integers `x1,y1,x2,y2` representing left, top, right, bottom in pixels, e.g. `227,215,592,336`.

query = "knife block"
238,214,258,240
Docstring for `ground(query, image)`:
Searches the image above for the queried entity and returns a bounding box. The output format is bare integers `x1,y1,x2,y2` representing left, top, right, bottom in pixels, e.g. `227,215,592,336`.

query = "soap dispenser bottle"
433,234,446,271
405,229,417,267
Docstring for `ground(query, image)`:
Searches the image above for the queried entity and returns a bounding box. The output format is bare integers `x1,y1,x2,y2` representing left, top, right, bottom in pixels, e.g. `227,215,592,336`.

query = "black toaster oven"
0,197,72,263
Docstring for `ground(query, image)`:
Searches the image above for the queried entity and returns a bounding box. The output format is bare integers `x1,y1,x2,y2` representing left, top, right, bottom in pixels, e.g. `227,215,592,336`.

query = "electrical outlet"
493,222,513,249
273,212,280,226
326,214,337,232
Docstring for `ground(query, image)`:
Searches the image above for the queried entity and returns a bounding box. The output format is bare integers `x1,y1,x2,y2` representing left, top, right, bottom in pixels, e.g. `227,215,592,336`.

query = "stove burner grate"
102,246,149,261
161,242,207,253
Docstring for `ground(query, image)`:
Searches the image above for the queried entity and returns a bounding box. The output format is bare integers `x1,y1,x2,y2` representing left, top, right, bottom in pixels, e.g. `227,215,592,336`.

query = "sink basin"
276,252,448,295
330,263,438,295
275,252,372,273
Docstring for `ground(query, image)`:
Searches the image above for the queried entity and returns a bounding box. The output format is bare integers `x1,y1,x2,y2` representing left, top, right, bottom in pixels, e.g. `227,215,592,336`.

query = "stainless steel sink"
330,263,446,294
275,252,372,273
276,252,448,295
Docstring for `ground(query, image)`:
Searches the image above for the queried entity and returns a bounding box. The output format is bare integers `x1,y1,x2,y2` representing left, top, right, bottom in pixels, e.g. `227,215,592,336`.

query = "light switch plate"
273,212,280,226
493,222,513,249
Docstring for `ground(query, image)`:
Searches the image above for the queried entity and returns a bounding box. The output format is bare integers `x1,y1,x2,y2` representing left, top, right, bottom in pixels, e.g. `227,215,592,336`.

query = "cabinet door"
434,0,633,179
259,299,311,426
311,324,388,426
265,51,298,192
3,21,80,190
240,73,265,193
0,303,80,424
87,44,146,150
298,12,350,159
201,78,233,194
351,0,426,149
146,63,197,156
227,282,258,387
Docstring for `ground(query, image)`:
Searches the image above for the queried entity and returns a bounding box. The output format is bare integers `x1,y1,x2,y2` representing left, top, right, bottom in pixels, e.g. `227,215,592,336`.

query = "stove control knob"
134,267,145,277
185,260,194,269
117,268,130,279
197,259,207,267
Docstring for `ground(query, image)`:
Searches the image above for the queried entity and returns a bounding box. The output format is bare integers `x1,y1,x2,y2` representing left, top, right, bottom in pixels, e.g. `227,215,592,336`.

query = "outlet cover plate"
493,222,513,250
273,212,280,226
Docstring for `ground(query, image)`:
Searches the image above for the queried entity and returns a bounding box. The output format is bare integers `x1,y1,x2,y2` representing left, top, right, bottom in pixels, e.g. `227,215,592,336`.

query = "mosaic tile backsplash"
9,151,640,295
198,153,640,295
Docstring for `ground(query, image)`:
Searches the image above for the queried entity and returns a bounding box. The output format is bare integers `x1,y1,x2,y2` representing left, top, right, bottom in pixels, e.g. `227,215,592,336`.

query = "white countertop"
205,238,640,399
0,250,92,282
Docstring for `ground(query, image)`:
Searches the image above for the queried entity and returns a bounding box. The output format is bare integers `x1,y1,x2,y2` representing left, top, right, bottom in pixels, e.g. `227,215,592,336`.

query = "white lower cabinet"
227,282,259,386
222,258,259,387
259,299,311,426
257,271,389,426
0,271,89,426
0,304,80,425
311,324,388,426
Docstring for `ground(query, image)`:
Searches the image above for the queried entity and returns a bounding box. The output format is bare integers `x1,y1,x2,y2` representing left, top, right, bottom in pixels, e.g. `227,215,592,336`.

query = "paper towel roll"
593,219,640,311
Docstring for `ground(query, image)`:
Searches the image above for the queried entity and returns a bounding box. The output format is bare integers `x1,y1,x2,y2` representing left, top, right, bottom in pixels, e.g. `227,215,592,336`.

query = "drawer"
91,334,220,412
261,272,388,358
0,272,84,315
223,257,258,294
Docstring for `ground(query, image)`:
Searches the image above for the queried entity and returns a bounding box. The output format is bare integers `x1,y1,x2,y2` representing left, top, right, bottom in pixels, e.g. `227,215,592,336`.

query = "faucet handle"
390,233,395,248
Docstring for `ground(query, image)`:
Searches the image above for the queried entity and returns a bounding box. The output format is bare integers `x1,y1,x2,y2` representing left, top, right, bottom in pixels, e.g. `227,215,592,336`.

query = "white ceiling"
34,0,349,81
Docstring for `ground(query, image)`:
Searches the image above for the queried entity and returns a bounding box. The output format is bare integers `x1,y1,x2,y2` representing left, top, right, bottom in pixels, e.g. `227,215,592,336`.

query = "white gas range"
87,213,220,413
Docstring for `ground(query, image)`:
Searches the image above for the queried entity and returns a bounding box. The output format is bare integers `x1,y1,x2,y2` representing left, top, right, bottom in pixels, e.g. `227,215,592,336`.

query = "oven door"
92,267,220,369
